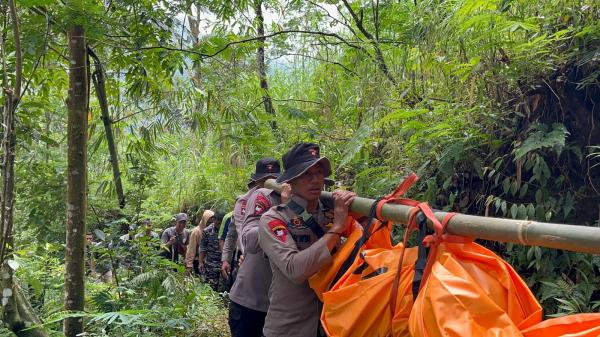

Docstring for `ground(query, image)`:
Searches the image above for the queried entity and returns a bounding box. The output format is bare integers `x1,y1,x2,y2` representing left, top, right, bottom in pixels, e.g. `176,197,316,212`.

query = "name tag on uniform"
291,234,311,243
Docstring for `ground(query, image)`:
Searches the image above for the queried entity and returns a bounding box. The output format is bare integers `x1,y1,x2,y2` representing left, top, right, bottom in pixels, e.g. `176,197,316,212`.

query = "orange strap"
375,173,419,220
419,212,473,290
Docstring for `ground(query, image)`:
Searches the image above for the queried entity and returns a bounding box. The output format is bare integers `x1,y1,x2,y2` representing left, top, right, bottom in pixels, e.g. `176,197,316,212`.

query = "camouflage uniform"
200,223,223,290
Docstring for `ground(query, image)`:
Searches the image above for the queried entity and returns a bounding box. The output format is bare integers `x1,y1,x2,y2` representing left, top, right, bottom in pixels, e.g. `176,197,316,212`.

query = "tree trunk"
0,1,48,336
89,48,125,208
187,6,202,87
64,24,88,337
1,265,47,337
0,0,21,261
254,0,278,132
340,0,398,87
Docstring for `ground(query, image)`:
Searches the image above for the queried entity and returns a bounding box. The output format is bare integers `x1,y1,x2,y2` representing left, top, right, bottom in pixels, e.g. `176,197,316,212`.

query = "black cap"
250,158,281,182
276,143,332,183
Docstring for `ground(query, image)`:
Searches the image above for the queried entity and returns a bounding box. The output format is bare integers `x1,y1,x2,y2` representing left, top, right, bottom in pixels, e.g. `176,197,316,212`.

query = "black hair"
212,212,225,221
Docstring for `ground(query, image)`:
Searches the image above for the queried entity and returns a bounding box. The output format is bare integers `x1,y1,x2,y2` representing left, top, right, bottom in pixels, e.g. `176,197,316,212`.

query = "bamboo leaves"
339,122,373,169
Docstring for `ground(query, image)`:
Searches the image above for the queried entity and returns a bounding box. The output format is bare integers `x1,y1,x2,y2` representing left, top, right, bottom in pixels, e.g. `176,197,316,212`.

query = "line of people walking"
119,142,355,336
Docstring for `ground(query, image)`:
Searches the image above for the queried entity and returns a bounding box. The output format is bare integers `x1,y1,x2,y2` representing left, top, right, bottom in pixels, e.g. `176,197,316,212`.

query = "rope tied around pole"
375,172,419,221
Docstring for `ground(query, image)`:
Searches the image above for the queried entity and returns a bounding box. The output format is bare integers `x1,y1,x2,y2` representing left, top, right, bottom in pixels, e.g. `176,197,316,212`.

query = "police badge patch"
290,216,305,229
268,219,287,243
324,209,335,220
254,194,270,216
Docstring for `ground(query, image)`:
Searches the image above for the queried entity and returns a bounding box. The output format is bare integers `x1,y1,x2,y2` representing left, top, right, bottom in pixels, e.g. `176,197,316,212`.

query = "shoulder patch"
268,219,287,243
254,194,271,216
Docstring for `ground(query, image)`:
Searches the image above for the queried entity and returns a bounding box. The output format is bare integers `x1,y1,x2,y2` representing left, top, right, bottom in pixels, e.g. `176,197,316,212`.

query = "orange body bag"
321,244,417,337
408,241,543,337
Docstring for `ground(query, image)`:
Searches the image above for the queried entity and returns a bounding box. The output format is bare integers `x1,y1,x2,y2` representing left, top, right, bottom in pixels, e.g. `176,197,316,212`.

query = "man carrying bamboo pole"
222,159,282,280
258,143,355,337
227,158,284,337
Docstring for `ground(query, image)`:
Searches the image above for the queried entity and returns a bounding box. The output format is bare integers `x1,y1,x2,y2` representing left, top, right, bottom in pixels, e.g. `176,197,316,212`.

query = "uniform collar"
236,185,259,202
290,195,323,214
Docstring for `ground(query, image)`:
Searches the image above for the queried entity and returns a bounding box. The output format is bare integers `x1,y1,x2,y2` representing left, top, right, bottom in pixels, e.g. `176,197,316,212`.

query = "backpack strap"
287,200,326,239
411,212,429,300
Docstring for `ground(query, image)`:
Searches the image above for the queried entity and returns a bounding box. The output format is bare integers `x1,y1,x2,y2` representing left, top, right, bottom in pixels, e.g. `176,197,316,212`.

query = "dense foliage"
0,0,598,335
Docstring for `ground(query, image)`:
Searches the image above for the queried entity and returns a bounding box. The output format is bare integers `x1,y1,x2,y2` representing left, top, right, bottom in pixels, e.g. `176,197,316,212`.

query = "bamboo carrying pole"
265,179,600,255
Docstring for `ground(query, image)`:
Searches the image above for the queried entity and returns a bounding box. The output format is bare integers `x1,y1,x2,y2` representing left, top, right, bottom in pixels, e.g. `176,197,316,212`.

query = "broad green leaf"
514,123,569,160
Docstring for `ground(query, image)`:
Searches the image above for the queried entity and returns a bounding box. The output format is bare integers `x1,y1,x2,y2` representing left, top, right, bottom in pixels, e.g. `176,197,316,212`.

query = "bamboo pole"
265,179,600,255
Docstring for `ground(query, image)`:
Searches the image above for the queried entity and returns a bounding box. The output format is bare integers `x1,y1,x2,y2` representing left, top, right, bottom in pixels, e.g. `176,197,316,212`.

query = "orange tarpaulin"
407,242,543,337
521,313,600,337
310,217,394,301
309,174,600,337
321,245,417,337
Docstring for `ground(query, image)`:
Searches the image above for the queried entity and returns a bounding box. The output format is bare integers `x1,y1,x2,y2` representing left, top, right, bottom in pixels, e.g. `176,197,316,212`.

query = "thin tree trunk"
0,1,48,336
0,82,16,265
254,0,278,132
341,0,397,87
187,5,201,87
1,264,47,337
0,0,21,262
89,48,125,208
64,23,88,337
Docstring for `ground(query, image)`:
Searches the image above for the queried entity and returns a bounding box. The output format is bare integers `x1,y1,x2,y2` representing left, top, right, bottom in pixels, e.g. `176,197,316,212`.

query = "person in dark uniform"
199,212,225,290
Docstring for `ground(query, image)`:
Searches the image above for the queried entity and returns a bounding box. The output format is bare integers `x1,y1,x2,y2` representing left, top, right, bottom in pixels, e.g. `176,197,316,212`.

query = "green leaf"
514,123,569,160
17,0,56,7
510,180,519,196
535,189,543,204
94,229,106,241
375,108,428,127
339,123,373,168
7,259,19,271
503,178,510,194
517,204,527,219
39,135,59,147
519,183,529,198
527,204,536,218
510,204,518,218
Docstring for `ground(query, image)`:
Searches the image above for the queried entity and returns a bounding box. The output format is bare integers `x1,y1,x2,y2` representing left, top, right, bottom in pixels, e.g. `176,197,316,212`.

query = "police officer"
221,159,281,279
221,179,254,279
258,143,355,337
227,158,286,337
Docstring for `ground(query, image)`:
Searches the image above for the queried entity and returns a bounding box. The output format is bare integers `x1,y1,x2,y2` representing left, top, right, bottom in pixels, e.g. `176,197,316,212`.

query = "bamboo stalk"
265,179,600,255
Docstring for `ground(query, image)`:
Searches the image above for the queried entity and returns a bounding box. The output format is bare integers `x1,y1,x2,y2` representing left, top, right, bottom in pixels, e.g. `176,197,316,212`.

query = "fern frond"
130,269,163,288
89,289,119,313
